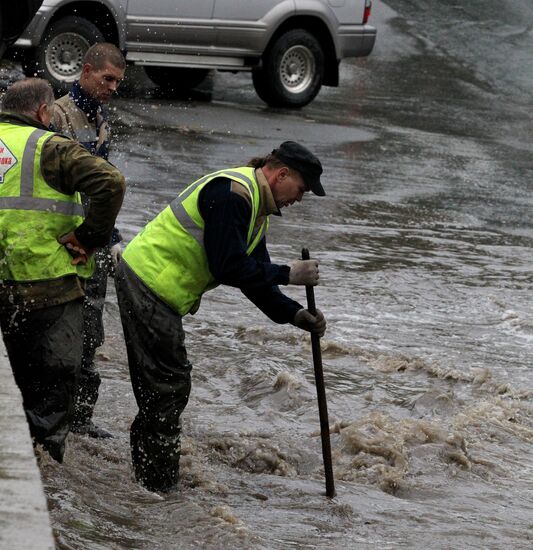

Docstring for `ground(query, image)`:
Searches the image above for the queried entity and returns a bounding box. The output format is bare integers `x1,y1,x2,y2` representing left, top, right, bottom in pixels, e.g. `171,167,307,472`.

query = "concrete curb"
0,338,55,550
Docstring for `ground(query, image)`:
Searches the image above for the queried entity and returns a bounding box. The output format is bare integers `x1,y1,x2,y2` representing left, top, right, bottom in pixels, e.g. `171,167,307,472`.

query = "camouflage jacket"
52,83,121,245
52,82,110,160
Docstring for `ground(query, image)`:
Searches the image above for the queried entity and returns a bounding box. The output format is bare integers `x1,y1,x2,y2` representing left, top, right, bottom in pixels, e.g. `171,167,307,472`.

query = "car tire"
145,67,210,92
252,29,324,108
32,16,104,93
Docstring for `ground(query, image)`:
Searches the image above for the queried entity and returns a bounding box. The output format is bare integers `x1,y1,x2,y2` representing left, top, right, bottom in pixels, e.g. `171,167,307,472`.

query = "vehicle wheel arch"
28,2,124,93
263,15,338,86
43,1,123,48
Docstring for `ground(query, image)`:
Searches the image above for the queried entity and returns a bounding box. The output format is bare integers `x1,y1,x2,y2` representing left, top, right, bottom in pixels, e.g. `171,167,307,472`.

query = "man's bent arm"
201,179,303,323
201,178,288,289
41,136,126,248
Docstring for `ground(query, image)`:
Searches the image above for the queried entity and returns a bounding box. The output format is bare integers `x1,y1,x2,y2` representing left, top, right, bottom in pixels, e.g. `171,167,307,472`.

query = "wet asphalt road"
110,0,531,242
1,0,531,548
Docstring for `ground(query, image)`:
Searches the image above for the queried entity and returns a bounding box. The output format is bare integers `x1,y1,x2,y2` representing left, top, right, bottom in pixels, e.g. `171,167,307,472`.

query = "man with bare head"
0,77,125,461
53,42,125,140
52,43,126,439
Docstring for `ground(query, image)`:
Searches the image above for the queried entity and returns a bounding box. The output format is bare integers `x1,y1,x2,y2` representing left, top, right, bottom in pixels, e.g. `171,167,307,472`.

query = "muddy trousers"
0,299,83,462
115,261,192,492
73,249,110,427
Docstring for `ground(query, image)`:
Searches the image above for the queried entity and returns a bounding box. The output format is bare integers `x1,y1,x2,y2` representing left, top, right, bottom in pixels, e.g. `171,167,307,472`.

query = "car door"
213,0,293,54
0,0,43,58
126,0,216,53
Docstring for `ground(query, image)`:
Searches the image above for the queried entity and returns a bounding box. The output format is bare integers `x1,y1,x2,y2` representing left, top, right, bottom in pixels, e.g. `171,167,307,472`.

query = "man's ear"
36,102,50,125
278,166,289,180
81,63,93,77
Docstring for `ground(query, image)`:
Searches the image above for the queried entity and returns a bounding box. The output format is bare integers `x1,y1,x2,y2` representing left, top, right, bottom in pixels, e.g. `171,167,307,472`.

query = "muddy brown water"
28,1,532,548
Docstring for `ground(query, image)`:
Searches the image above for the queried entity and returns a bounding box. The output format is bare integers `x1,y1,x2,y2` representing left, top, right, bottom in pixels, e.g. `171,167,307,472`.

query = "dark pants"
115,261,192,492
73,247,110,427
0,299,83,462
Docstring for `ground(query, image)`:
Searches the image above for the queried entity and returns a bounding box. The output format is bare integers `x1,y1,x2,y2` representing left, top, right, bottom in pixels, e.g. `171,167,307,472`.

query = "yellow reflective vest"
123,167,268,315
0,122,93,281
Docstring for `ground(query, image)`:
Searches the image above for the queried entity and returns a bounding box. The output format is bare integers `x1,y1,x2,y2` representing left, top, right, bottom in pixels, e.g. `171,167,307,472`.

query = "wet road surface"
8,0,533,548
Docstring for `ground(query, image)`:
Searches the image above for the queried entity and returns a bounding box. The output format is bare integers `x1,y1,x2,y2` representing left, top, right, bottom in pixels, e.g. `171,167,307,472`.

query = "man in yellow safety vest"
0,78,125,462
115,141,326,492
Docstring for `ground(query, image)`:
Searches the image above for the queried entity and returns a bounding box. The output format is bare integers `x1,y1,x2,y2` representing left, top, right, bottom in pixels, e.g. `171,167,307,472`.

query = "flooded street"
35,1,532,548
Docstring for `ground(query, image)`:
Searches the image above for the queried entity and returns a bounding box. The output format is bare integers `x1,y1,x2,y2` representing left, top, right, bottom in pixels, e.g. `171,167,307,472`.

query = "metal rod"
302,247,336,498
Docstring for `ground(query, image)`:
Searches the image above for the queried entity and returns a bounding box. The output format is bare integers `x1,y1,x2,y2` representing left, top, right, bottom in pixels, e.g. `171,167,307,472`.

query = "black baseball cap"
273,141,325,196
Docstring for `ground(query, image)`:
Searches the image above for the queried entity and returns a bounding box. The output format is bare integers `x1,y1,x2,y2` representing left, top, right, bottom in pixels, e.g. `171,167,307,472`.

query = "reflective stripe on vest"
0,196,84,216
123,167,268,315
0,128,84,216
169,168,265,251
0,124,93,282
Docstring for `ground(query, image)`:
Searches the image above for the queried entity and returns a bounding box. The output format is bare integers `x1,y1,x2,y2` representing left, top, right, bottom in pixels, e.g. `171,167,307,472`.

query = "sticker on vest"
0,139,17,183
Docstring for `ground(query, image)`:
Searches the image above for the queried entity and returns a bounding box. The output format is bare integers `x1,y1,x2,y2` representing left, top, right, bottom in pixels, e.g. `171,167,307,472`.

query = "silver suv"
15,0,376,108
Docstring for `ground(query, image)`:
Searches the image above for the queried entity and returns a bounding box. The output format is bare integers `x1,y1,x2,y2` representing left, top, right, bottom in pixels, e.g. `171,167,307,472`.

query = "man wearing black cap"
114,141,326,492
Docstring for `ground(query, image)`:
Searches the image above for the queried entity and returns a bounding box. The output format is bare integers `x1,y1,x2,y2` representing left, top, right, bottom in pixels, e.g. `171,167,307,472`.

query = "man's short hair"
1,78,55,115
83,42,126,70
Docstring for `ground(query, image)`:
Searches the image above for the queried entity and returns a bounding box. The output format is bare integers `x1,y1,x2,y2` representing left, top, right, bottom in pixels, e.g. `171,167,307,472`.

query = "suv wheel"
145,67,210,92
32,16,104,93
252,29,324,108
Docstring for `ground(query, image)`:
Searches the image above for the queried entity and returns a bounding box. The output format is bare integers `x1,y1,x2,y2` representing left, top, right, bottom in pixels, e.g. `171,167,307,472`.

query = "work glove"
289,259,319,286
293,308,326,337
110,243,122,267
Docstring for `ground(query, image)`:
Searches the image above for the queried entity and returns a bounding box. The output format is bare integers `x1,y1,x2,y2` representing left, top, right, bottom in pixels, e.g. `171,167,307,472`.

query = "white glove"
289,259,319,286
293,308,326,337
110,243,122,268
